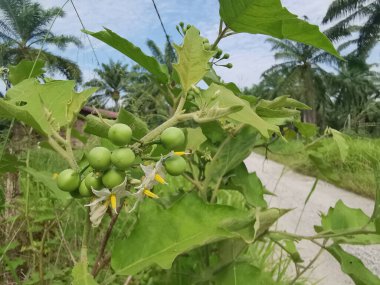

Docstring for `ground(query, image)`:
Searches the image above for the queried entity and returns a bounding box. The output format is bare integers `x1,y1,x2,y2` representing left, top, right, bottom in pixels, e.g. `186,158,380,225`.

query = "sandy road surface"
244,153,380,285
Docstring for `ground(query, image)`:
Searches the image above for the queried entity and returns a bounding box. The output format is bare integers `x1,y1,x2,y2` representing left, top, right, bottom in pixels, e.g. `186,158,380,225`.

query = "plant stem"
80,208,91,263
92,204,123,277
269,229,376,241
65,127,79,170
47,137,77,169
290,239,328,284
211,27,229,50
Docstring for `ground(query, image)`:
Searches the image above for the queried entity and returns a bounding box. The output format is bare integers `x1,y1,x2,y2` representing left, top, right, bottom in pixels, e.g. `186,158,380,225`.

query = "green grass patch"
257,136,379,198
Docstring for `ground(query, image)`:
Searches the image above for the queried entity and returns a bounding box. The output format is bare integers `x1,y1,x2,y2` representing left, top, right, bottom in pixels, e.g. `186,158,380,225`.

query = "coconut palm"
84,60,130,110
0,0,82,81
323,0,380,56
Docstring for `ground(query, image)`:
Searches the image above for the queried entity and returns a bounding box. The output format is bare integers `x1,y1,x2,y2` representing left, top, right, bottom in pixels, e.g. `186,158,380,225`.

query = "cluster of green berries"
56,123,187,197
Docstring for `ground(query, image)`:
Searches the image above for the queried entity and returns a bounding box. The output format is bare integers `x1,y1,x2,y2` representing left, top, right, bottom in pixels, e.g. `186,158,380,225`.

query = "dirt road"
244,153,380,285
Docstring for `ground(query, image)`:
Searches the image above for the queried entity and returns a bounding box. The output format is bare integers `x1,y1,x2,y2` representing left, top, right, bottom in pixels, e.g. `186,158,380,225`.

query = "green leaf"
0,79,95,135
85,28,168,83
111,194,252,275
0,153,24,173
219,0,341,58
198,84,278,137
71,262,99,285
229,163,267,208
173,26,215,92
204,125,258,190
214,262,276,285
200,121,226,144
326,244,380,285
8,59,45,85
294,121,317,138
20,167,70,200
203,68,241,94
117,109,148,139
185,127,207,151
316,200,380,244
328,128,349,162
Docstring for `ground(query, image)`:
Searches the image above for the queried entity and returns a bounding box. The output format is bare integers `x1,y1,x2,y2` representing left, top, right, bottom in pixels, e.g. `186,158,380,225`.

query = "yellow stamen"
144,189,159,199
154,174,166,184
174,151,188,156
52,173,59,179
110,194,117,211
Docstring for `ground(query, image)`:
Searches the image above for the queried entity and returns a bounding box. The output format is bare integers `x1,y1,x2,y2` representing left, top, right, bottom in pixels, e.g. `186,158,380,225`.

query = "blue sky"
32,0,380,87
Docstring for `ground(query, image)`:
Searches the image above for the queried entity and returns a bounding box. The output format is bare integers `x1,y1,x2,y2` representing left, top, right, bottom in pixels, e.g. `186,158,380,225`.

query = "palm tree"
260,38,334,124
146,39,177,74
323,0,380,57
84,60,130,110
0,0,82,81
326,56,380,129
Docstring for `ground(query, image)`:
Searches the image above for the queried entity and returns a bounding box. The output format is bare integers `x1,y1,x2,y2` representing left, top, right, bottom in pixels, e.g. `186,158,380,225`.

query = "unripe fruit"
179,22,184,27
223,53,230,59
85,172,104,190
215,48,223,59
164,156,187,176
87,147,111,170
79,180,92,197
102,169,125,189
108,123,132,146
160,127,185,150
57,169,80,192
203,43,211,50
111,148,135,170
226,63,233,69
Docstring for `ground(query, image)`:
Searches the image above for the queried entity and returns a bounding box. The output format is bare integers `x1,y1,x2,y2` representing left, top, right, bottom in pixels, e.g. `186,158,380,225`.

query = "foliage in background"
0,0,83,81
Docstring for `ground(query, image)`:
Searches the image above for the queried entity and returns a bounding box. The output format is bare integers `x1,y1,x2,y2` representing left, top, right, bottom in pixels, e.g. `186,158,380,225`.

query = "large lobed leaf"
85,28,169,83
315,200,380,244
0,79,95,135
198,84,278,137
8,59,45,85
111,194,254,275
219,0,341,58
173,26,215,92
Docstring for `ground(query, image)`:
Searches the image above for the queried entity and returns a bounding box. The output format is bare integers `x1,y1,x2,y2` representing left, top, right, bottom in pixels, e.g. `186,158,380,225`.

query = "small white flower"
85,179,129,227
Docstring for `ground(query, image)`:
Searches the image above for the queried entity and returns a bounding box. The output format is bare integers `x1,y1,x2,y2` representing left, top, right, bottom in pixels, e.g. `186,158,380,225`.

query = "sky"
19,0,380,88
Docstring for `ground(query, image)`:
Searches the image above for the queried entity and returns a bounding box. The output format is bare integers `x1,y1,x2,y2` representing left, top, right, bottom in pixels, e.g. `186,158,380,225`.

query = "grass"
257,136,380,199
